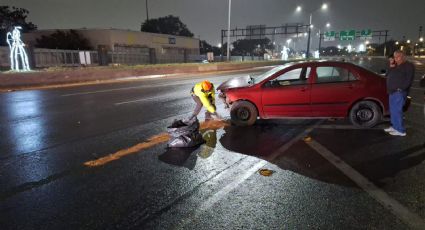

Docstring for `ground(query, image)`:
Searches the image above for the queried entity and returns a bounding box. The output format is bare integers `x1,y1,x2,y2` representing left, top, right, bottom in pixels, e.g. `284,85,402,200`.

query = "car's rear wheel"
230,101,258,126
349,100,382,128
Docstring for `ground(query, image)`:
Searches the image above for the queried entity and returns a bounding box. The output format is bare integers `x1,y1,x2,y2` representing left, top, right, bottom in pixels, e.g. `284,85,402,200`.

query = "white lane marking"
252,65,278,70
175,122,320,229
117,74,177,81
314,124,383,130
410,87,424,91
265,124,318,161
61,85,147,96
114,94,174,105
194,160,266,212
60,78,217,97
114,96,165,105
307,140,425,230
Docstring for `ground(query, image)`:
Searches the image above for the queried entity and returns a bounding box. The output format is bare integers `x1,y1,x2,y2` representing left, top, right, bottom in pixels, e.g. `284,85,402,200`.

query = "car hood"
217,75,253,91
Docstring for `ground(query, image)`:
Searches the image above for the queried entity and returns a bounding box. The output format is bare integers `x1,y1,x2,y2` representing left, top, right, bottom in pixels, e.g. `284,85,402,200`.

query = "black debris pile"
167,117,205,148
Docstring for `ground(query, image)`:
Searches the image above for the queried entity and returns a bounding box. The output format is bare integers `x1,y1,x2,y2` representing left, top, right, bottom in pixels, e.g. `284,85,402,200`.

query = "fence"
34,49,99,67
0,46,266,69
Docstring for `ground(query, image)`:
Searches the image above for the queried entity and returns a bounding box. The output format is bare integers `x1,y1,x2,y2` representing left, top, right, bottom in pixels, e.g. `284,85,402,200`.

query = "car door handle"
300,87,308,92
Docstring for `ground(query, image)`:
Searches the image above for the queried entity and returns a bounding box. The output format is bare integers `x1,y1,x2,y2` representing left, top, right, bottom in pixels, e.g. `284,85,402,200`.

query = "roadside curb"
0,61,288,91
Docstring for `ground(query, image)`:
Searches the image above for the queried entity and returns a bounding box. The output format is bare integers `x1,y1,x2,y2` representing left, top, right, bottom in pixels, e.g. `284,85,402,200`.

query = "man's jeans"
389,91,407,133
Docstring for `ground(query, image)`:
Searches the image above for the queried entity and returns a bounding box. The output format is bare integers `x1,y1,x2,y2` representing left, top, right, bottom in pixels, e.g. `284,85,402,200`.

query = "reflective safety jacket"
191,82,216,113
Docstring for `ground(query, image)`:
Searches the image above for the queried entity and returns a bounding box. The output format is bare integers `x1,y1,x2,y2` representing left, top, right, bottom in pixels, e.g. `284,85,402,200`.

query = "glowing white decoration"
6,26,30,71
314,50,320,58
281,46,289,60
358,44,366,52
347,44,352,53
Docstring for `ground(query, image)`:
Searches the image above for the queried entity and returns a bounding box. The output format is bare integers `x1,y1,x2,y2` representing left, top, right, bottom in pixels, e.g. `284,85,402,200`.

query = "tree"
232,38,274,56
141,15,194,37
35,30,92,50
0,6,37,45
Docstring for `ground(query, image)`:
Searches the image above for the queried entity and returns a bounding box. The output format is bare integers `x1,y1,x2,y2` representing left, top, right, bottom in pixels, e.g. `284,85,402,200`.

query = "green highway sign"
360,29,372,40
340,30,356,41
324,31,336,41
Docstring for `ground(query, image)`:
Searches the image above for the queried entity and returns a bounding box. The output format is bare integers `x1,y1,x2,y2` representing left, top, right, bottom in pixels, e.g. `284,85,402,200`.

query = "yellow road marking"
84,120,230,167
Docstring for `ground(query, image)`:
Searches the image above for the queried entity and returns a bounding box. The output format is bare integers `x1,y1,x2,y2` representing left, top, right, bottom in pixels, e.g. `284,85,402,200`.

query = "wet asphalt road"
0,59,425,230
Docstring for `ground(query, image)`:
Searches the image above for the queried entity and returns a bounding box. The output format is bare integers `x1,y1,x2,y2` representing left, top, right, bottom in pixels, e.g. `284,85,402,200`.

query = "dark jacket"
386,61,415,94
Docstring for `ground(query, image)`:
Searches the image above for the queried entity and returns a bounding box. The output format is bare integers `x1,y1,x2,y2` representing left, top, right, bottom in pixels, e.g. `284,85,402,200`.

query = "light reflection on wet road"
0,60,424,229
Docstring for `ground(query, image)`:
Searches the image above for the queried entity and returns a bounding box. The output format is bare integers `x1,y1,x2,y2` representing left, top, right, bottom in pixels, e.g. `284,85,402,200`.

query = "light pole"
318,22,330,54
145,0,149,21
296,3,328,58
227,0,232,61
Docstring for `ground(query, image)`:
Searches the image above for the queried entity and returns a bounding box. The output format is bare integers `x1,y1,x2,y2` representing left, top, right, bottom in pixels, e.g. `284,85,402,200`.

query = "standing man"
384,50,415,136
420,75,425,126
189,80,221,121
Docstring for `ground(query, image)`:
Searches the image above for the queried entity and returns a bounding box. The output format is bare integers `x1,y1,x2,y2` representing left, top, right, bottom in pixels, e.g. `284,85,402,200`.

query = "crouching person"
189,80,222,121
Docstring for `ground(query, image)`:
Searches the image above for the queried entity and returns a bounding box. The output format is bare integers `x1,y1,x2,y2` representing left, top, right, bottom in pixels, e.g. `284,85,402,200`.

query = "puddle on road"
84,120,229,167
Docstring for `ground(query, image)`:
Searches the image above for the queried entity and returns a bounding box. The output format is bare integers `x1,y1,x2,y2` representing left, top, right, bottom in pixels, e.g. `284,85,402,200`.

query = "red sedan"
217,61,389,127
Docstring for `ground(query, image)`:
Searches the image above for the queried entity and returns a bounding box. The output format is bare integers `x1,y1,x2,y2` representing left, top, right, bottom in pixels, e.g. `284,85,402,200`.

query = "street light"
218,43,222,57
318,22,331,55
145,0,149,21
420,37,424,42
296,3,329,58
226,0,232,61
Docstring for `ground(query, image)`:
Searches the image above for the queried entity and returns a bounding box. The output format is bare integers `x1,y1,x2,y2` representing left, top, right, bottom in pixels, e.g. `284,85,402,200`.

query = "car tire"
349,100,382,128
230,101,258,126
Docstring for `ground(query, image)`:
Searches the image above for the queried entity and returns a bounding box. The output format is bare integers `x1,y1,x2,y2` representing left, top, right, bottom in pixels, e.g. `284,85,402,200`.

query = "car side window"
316,66,356,83
271,67,311,87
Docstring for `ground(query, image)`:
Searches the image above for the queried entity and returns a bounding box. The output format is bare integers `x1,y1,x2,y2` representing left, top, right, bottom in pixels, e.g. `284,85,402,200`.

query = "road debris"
259,168,274,176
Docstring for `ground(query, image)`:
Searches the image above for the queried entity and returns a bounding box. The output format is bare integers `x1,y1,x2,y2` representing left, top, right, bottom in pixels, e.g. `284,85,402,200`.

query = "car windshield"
252,64,293,83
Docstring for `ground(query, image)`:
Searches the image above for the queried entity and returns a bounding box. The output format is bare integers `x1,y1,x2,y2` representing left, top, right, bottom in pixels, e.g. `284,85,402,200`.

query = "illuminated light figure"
6,26,30,71
314,50,320,59
281,46,289,61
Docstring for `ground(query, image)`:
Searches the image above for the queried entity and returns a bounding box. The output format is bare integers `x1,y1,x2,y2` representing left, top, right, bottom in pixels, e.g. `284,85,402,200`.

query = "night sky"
4,0,425,48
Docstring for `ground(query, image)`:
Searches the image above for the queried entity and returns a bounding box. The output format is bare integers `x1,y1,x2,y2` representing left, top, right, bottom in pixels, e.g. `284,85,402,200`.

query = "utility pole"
146,0,149,21
226,0,232,61
306,14,312,58
419,26,423,58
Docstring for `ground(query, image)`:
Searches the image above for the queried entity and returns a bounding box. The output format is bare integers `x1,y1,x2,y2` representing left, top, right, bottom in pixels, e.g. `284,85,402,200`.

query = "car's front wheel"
349,100,382,128
230,101,258,126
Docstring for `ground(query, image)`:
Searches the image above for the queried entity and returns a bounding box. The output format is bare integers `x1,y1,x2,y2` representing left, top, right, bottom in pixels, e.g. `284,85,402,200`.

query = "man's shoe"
388,130,406,136
384,126,395,132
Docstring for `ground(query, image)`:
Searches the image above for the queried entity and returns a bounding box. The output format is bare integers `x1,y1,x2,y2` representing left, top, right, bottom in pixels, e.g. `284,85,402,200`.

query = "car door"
261,66,312,117
310,64,359,117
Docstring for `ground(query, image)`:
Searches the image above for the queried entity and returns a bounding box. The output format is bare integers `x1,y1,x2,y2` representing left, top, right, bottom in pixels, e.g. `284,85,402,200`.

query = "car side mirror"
380,69,387,74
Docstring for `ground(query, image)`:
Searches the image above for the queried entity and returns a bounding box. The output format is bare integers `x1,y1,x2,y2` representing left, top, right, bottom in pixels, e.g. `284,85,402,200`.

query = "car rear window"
316,66,357,83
